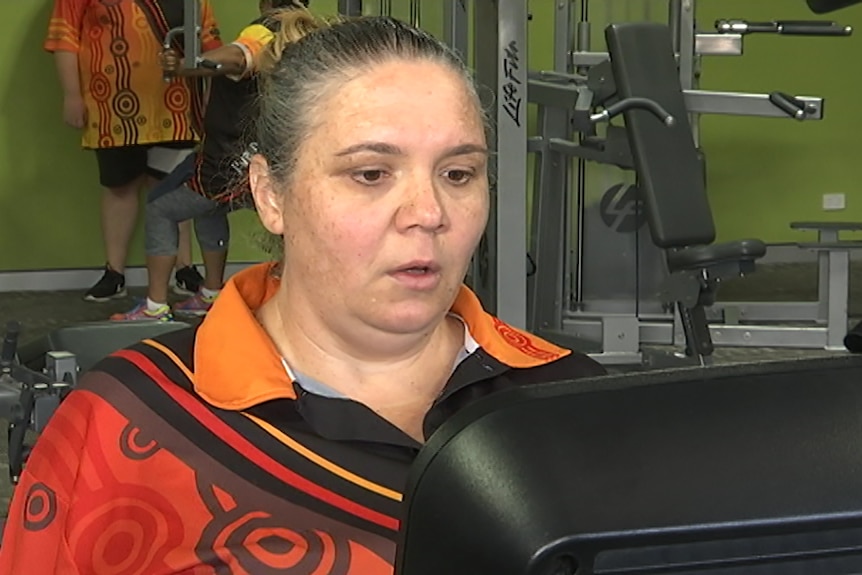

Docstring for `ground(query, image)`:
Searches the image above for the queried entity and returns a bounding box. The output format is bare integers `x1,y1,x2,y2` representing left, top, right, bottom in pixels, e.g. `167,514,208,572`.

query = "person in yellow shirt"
111,0,308,321
44,0,222,302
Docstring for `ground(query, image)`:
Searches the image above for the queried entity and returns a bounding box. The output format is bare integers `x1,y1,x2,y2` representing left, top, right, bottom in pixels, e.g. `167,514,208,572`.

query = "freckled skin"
256,59,490,344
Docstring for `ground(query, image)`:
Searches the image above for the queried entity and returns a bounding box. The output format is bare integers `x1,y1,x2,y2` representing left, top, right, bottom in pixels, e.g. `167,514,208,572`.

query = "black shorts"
94,141,197,189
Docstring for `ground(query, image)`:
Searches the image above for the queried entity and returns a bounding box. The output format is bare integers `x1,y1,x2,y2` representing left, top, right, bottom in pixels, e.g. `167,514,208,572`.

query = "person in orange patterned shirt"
0,11,606,575
44,0,222,302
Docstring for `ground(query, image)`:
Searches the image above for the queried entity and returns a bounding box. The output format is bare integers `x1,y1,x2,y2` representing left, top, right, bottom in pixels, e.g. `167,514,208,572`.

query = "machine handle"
716,19,852,36
768,91,815,120
776,20,852,35
592,97,675,127
0,321,20,369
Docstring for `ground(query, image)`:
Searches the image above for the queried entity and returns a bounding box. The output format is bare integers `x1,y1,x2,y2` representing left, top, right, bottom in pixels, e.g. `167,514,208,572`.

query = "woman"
44,0,221,301
0,10,605,574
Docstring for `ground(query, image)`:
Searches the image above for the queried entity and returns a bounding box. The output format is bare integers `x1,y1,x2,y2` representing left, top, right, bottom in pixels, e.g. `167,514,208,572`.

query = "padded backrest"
605,22,716,248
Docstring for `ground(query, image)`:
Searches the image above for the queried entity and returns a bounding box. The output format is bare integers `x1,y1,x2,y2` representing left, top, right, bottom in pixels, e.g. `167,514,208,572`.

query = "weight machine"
518,0,858,365
0,320,189,485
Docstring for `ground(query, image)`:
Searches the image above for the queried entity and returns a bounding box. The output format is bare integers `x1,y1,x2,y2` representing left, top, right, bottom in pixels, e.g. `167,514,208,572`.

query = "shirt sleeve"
230,23,276,77
0,391,97,573
199,0,223,52
44,0,87,53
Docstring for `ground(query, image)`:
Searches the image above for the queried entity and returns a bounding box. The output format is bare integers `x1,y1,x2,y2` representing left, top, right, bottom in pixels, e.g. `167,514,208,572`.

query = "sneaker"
173,291,216,316
174,265,203,296
110,300,173,322
84,265,127,302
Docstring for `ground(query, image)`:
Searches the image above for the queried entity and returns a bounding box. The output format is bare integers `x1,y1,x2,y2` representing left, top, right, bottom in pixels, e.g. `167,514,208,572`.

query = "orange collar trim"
193,263,570,410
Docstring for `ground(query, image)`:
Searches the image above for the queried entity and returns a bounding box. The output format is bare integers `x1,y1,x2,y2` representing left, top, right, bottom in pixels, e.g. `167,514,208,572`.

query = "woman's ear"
249,154,285,235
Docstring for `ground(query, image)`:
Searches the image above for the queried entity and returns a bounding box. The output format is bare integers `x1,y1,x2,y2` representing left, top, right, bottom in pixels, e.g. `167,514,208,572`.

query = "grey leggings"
145,185,230,256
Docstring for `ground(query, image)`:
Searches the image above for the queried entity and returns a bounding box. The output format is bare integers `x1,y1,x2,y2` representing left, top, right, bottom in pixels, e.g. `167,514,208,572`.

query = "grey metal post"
184,0,201,68
338,0,363,16
470,1,500,316
494,0,529,328
443,0,470,60
677,0,700,143
469,0,528,327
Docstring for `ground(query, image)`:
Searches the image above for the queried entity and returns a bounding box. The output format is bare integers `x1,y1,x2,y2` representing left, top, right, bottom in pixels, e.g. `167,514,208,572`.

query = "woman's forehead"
313,60,483,146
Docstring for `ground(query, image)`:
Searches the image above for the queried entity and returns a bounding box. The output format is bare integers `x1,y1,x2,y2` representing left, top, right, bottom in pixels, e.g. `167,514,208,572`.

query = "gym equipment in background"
0,320,190,484
162,0,221,80
519,0,854,364
396,354,862,575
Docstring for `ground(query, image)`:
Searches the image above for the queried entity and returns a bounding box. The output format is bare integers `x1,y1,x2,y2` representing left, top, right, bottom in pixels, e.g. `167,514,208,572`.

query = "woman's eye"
444,169,474,185
352,169,387,185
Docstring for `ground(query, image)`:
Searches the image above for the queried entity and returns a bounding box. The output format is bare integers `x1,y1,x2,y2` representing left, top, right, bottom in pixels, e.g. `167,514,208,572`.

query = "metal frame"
443,0,470,60
469,0,529,329
523,0,849,364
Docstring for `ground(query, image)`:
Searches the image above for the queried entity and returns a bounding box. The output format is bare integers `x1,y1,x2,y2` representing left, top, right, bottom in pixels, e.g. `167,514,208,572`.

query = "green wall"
1,0,860,272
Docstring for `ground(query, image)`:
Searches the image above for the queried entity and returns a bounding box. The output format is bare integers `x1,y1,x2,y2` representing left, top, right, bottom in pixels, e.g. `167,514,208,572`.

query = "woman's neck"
256,282,464,417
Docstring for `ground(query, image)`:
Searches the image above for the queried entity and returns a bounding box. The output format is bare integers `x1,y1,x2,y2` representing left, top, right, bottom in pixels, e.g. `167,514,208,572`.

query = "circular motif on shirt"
203,513,352,574
113,90,140,120
164,82,189,113
162,119,172,129
100,135,115,147
90,74,111,103
71,487,185,573
119,423,160,461
23,483,57,532
110,37,129,57
104,64,115,75
89,25,103,40
136,116,147,126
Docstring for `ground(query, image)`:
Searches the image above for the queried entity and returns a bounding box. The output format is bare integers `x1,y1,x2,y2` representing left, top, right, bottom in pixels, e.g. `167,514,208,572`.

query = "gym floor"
0,260,859,517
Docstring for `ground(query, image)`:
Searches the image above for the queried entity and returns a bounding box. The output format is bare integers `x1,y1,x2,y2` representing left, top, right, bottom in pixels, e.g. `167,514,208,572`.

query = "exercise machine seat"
604,22,767,359
667,239,767,272
396,355,862,575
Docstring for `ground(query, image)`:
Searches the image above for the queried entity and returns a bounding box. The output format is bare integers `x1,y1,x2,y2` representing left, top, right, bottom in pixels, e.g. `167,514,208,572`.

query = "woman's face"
252,59,490,338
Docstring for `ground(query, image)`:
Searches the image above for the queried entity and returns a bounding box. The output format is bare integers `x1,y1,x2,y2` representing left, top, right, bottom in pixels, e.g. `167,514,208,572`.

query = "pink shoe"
173,292,216,316
110,300,173,322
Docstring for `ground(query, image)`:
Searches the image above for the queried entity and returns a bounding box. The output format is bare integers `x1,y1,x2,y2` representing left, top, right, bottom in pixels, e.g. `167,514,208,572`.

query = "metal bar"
469,0,500,315
555,1,573,71
184,0,200,70
684,90,824,118
709,324,829,349
570,33,742,68
678,0,696,90
694,34,743,56
669,0,682,53
678,0,698,144
563,315,839,350
818,229,838,320
708,301,822,323
826,249,850,349
409,0,421,27
529,81,825,121
338,0,363,16
495,0,529,328
443,0,469,60
528,104,569,333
